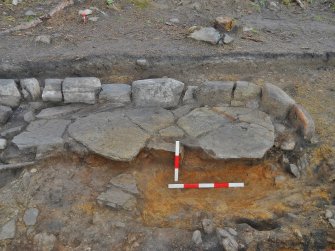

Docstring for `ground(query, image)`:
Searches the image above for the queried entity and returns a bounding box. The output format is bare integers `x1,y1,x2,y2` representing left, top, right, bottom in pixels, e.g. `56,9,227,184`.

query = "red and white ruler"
168,183,244,189
170,141,244,189
174,141,180,182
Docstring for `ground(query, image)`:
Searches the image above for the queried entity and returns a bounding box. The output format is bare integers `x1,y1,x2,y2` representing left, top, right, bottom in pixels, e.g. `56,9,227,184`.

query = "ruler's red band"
174,156,180,168
214,183,229,188
184,183,199,189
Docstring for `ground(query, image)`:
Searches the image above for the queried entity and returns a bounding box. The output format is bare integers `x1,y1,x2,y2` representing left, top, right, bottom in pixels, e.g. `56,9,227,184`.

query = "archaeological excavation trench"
0,55,334,250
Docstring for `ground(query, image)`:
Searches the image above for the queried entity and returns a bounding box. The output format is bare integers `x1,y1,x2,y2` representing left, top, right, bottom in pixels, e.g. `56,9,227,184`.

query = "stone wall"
0,77,315,164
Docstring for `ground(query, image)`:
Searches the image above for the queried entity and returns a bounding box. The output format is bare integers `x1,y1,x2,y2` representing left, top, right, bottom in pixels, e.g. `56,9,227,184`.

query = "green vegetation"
130,0,150,8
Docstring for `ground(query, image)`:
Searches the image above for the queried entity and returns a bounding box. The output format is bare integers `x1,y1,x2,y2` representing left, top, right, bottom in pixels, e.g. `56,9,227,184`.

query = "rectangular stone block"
42,79,63,102
63,77,101,104
0,79,21,107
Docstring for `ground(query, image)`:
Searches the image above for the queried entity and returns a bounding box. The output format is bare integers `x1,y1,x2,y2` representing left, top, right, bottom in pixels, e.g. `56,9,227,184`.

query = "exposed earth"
0,0,335,250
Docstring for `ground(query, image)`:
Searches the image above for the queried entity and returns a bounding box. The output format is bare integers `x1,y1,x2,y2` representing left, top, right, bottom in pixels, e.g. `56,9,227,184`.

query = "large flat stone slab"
126,108,174,133
132,78,184,108
177,107,230,138
12,119,70,151
36,105,83,119
68,112,150,161
198,122,274,159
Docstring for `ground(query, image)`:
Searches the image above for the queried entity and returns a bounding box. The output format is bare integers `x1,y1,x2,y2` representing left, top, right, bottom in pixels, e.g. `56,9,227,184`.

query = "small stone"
280,135,296,151
0,105,12,125
0,219,16,240
214,16,234,32
136,59,149,68
169,18,180,24
33,232,57,251
268,1,280,10
108,173,139,195
35,35,51,44
325,209,333,219
189,27,221,45
97,187,137,211
223,34,234,44
25,10,36,16
216,228,232,239
23,111,35,122
20,78,41,101
30,168,37,173
192,230,202,246
23,208,39,226
191,2,201,11
202,218,214,234
289,164,300,178
243,27,253,32
0,138,7,149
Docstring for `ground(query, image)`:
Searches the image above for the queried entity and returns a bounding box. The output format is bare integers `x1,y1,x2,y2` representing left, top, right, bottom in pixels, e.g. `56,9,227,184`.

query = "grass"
130,0,150,8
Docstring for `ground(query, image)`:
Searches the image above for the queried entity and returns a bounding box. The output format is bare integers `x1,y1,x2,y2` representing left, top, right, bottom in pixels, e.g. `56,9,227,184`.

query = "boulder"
97,187,136,211
12,119,71,151
126,107,174,133
288,104,315,141
0,105,12,125
177,107,230,138
20,78,41,101
0,79,21,107
195,81,234,106
42,79,63,102
261,83,295,120
214,16,234,32
68,112,150,161
99,84,131,104
62,77,101,104
189,27,221,45
132,78,184,108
